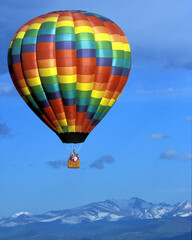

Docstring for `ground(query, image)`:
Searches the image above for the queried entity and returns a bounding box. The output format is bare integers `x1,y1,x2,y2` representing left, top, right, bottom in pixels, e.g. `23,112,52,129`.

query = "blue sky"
0,0,191,217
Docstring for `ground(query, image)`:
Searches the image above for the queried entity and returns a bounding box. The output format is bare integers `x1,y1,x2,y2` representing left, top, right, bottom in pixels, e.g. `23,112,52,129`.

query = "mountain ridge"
0,197,191,227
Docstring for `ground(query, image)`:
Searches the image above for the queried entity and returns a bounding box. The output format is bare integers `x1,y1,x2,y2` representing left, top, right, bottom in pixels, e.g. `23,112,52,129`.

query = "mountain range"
0,198,191,240
0,197,191,227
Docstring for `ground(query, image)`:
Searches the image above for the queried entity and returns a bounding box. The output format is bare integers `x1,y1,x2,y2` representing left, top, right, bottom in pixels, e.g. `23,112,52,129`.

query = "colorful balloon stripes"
8,10,131,142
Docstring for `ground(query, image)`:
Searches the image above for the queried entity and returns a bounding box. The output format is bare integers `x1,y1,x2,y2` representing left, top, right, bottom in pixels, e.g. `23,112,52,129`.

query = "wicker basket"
68,159,80,168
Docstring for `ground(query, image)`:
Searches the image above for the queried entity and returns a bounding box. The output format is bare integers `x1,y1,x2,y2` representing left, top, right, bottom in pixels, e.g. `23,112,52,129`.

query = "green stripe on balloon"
60,83,76,92
56,27,75,34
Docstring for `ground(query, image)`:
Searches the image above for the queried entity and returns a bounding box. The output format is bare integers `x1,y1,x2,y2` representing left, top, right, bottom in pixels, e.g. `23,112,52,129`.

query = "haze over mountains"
0,197,191,227
0,198,191,240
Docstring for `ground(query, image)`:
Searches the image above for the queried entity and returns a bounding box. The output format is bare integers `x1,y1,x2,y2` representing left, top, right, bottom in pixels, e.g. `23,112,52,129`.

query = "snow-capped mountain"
168,200,192,217
0,198,191,227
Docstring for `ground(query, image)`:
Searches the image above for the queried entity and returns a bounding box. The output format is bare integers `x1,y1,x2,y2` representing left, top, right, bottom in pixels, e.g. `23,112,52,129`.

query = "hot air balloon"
8,10,131,168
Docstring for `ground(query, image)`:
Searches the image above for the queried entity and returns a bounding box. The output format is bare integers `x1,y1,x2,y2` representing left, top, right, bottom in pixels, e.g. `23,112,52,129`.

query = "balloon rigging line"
76,143,83,153
66,144,71,153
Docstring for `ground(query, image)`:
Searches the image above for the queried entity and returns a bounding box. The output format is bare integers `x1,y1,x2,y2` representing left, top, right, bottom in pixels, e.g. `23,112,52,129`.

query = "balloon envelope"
8,10,131,143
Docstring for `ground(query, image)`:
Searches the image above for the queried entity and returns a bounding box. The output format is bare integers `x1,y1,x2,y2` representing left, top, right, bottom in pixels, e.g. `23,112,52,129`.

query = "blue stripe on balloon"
124,60,131,69
35,92,47,101
96,57,112,66
76,41,95,49
89,13,103,18
93,112,102,119
86,112,95,119
77,105,88,112
87,104,98,113
77,49,96,58
23,36,37,45
22,44,36,53
111,66,124,76
11,55,21,63
37,34,55,43
99,17,114,23
112,59,125,68
90,119,100,126
38,28,56,35
46,91,61,100
55,41,76,50
76,98,90,105
61,91,76,99
83,13,94,17
39,99,50,108
62,98,75,106
12,46,21,55
55,33,75,42
100,112,106,119
122,68,130,77
43,83,59,92
96,49,112,58
34,108,44,116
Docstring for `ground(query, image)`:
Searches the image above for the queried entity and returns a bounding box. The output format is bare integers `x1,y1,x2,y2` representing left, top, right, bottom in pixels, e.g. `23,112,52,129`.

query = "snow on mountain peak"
1,198,191,227
11,212,31,218
178,200,191,208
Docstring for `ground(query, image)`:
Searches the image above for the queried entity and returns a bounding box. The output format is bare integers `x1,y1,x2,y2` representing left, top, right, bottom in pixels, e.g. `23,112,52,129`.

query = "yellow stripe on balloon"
95,33,111,41
124,43,131,52
108,98,116,107
16,31,25,39
21,87,31,95
38,67,57,77
44,17,58,22
58,75,77,84
56,21,74,28
58,119,68,126
68,125,75,132
26,77,41,86
91,90,104,98
28,23,41,30
100,97,110,106
9,40,13,49
77,82,93,91
112,42,124,50
56,126,63,133
75,26,93,34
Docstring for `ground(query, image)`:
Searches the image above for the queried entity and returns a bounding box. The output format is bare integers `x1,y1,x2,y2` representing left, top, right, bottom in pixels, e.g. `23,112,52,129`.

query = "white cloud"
0,122,13,138
89,155,115,170
159,149,192,161
183,153,192,161
136,88,181,95
46,160,67,169
136,89,152,95
186,116,192,122
159,149,179,160
0,82,16,97
156,88,174,94
149,133,170,139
